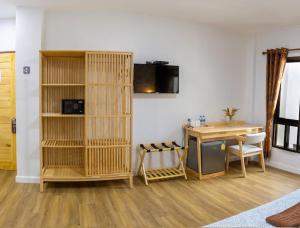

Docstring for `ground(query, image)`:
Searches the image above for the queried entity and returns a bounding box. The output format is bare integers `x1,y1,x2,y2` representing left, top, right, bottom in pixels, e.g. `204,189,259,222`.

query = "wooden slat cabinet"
40,51,133,192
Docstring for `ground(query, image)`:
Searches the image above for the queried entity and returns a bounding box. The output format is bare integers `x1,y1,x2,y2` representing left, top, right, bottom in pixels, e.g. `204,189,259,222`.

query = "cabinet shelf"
42,84,85,87
42,167,131,181
42,140,84,148
42,113,84,117
86,114,131,118
86,83,132,87
43,167,85,180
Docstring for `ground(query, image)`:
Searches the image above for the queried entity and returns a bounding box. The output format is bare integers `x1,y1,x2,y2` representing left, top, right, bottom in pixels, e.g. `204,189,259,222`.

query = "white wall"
0,18,15,51
12,8,300,182
15,9,250,182
44,11,249,172
252,26,300,174
15,7,44,183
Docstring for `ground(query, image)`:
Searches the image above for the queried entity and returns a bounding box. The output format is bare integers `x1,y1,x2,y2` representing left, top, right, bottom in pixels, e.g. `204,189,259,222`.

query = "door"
0,52,16,170
85,52,133,176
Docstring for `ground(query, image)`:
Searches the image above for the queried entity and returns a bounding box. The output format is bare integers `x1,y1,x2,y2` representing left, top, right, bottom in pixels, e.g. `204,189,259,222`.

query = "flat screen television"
134,64,179,93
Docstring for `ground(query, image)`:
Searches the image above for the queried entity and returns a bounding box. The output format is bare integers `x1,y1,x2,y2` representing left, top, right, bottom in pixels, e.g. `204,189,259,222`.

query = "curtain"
265,48,288,158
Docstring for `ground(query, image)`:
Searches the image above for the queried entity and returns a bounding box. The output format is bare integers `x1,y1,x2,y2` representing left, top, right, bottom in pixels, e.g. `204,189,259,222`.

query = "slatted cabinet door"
85,52,133,183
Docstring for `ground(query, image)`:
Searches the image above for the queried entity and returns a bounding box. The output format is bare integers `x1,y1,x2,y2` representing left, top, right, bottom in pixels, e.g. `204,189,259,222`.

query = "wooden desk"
184,121,263,180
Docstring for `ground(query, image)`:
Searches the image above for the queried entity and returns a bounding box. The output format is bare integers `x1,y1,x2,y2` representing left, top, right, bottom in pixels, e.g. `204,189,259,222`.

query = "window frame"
272,57,300,153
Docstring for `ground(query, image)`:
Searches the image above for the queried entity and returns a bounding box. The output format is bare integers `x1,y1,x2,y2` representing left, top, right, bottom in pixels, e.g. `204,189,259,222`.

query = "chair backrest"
244,132,266,145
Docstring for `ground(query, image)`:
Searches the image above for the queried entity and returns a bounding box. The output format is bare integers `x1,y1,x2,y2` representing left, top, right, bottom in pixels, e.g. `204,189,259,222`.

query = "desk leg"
184,130,190,167
197,138,202,180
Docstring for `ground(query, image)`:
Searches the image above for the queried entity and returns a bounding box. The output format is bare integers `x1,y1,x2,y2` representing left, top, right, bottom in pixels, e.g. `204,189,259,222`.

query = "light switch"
23,66,30,74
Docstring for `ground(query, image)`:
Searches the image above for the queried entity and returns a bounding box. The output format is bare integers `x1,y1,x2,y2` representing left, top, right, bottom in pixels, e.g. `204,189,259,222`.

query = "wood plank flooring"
0,162,300,227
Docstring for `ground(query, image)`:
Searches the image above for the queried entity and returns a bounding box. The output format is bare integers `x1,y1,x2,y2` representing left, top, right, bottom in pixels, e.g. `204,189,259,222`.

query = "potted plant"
223,107,238,121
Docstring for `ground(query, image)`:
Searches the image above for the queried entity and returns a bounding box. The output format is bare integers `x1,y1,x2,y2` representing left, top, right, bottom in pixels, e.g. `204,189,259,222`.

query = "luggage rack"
137,141,187,185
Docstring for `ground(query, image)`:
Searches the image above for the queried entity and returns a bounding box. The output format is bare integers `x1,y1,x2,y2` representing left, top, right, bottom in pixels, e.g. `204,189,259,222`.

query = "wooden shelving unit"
40,50,133,191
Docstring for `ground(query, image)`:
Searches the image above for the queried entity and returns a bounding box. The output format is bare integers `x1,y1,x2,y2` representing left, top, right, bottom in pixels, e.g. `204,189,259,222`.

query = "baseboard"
15,175,40,183
267,161,300,175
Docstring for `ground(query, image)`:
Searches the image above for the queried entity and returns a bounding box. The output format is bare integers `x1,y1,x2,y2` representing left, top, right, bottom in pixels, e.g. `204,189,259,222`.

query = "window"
273,57,300,153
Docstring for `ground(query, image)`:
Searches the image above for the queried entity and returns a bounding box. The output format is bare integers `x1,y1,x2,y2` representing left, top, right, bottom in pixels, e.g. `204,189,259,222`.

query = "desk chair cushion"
244,132,266,145
229,144,262,154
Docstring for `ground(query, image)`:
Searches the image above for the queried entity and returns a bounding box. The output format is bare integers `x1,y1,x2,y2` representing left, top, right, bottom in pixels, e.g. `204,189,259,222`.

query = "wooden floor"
1,162,300,228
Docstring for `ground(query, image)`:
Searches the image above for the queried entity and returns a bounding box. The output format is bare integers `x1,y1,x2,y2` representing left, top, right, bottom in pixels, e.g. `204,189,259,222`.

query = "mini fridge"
187,137,225,175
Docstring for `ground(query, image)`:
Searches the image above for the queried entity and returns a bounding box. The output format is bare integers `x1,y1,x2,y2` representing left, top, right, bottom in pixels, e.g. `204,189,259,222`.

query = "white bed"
206,189,300,228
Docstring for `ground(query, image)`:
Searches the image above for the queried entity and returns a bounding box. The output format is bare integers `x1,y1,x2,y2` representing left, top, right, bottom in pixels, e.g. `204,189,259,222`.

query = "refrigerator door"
201,141,225,175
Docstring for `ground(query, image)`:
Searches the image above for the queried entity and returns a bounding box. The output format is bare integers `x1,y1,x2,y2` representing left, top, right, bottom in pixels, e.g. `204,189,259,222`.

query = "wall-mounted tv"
134,63,179,93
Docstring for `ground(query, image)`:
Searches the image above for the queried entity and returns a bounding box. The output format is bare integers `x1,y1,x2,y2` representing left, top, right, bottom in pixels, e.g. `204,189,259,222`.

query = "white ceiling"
1,0,300,31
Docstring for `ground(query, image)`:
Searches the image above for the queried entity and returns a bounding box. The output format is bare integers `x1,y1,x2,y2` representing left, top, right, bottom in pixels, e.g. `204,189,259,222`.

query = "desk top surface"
185,122,263,135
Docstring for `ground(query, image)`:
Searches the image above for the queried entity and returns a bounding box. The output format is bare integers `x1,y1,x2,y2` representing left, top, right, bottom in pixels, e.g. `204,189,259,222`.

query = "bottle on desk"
187,118,192,127
199,115,206,126
188,117,201,127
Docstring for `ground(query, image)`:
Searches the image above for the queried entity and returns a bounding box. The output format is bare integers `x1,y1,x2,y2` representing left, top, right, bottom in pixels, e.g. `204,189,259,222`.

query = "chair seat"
229,144,262,154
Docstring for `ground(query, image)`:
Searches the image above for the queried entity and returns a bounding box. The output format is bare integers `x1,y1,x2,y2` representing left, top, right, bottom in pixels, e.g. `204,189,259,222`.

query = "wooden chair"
226,132,266,177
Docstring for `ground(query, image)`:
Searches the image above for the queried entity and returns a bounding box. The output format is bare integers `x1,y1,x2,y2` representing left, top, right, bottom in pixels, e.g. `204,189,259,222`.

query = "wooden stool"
137,141,187,185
